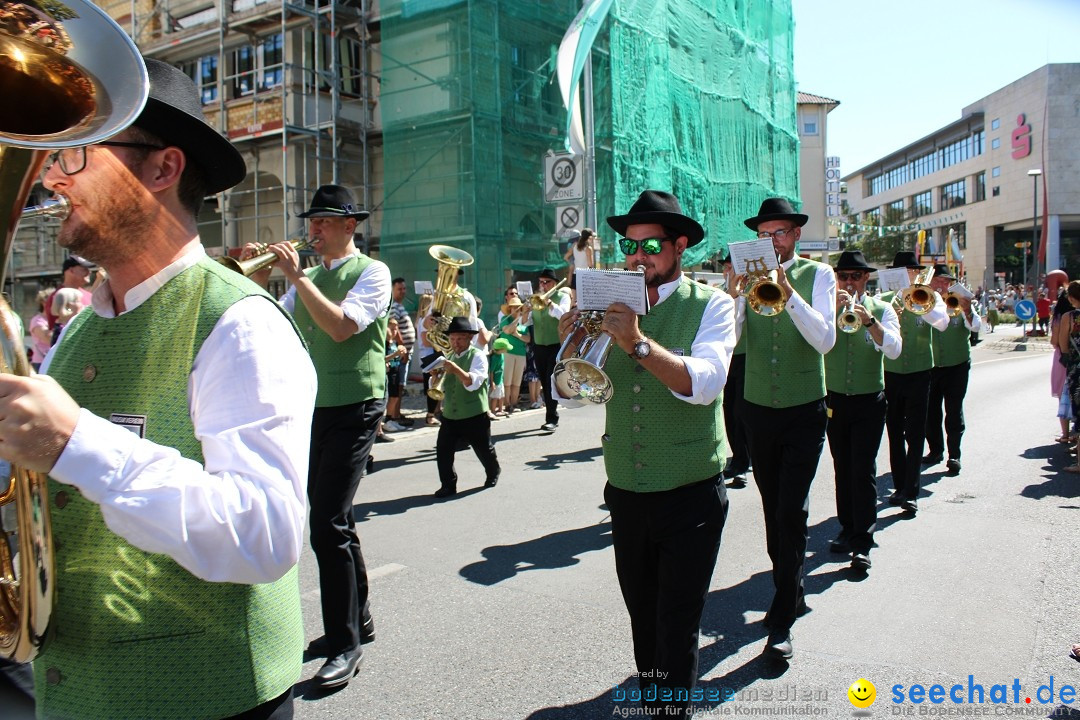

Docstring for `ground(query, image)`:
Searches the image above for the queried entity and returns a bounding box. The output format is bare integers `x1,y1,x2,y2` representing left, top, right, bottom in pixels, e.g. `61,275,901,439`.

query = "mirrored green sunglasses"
618,237,669,255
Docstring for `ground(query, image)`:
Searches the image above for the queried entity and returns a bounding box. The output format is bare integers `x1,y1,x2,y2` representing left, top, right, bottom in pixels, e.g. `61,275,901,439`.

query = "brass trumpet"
218,238,311,276
893,266,936,316
745,254,787,316
945,292,964,318
530,277,568,312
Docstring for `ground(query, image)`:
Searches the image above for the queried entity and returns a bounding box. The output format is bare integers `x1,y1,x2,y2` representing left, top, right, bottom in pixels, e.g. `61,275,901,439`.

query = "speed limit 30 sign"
544,152,583,204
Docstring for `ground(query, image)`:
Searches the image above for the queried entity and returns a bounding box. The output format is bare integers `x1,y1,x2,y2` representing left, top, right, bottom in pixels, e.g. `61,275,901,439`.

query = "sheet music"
576,267,648,315
877,268,910,293
414,280,434,296
728,239,778,276
516,281,534,299
949,283,973,299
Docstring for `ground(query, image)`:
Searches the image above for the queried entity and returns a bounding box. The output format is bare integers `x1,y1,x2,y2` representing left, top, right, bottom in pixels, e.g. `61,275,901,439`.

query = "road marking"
368,562,407,580
973,354,1048,366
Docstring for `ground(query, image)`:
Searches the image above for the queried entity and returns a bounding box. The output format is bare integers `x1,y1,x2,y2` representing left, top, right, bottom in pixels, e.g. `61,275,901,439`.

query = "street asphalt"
3,321,1077,719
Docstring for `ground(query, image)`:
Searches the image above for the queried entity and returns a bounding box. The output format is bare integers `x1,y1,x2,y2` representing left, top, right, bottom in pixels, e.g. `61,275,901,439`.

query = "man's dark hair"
393,277,406,285
127,126,208,217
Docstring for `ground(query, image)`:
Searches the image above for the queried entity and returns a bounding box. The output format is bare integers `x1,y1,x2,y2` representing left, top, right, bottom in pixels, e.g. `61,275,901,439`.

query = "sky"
792,0,1080,175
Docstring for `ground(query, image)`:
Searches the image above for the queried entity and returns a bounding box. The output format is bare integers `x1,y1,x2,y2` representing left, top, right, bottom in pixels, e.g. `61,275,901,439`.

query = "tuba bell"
425,244,474,355
0,0,148,664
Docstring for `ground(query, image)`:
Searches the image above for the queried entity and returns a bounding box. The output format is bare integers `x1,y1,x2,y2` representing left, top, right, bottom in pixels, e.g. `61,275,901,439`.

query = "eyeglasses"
43,141,167,176
836,271,866,281
756,228,795,240
618,237,670,256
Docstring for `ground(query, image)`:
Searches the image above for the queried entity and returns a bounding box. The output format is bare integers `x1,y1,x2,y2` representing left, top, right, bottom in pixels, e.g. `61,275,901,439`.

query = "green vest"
292,254,388,407
442,346,488,419
602,278,727,492
532,288,571,346
825,295,889,395
40,258,303,720
744,258,827,408
932,314,972,367
882,291,934,374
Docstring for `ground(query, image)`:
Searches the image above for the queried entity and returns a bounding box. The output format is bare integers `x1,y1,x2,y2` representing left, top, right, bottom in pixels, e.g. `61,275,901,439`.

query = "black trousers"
826,391,886,554
436,413,500,488
605,476,727,719
721,353,751,475
884,370,931,499
925,361,970,460
225,689,293,720
422,371,439,414
309,398,383,653
533,342,561,425
741,398,827,631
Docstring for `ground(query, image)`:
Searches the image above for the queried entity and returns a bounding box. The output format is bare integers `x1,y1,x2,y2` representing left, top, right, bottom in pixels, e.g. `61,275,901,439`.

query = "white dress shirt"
734,256,837,354
44,245,317,585
451,346,489,392
859,294,903,360
280,248,392,333
526,288,573,325
555,276,736,407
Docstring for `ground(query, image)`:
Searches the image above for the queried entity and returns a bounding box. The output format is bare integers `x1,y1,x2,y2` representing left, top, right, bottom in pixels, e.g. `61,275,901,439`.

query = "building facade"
843,64,1080,291
796,91,840,252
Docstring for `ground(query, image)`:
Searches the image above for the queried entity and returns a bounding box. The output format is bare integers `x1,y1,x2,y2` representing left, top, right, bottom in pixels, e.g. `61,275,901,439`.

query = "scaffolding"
9,0,378,309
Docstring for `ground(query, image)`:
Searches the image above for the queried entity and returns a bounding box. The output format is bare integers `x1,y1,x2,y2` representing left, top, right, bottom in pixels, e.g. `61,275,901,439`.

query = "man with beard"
0,58,315,719
556,190,734,718
249,184,389,689
731,198,836,661
824,251,901,573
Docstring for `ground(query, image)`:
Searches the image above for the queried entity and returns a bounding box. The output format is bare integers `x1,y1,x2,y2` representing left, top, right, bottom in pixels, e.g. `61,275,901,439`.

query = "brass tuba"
0,0,148,663
425,244,473,355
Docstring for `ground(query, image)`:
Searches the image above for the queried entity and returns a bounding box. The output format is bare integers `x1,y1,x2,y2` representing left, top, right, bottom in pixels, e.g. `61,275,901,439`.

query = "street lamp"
1027,168,1042,299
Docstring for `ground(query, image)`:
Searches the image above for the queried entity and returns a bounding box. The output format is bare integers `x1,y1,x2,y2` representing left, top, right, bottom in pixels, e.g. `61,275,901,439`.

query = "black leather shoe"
433,486,457,499
850,553,871,572
921,453,943,465
312,646,363,688
540,422,558,433
726,475,747,489
829,535,851,554
764,630,793,660
887,491,904,506
360,615,375,644
901,498,918,514
945,459,961,476
484,476,499,488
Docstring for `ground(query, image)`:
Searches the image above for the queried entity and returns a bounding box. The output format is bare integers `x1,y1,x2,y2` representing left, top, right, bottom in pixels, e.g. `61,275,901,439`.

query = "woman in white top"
563,228,596,282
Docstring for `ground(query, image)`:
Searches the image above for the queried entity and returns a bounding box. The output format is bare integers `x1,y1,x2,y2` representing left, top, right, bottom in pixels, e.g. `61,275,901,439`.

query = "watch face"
635,341,650,358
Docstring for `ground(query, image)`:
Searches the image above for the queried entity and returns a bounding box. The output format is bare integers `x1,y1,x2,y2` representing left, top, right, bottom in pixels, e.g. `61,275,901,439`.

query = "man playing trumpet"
555,190,734,719
527,267,572,433
824,251,901,573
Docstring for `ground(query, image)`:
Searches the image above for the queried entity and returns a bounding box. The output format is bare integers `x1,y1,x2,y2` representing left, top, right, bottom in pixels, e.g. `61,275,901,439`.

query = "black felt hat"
833,251,874,272
888,251,925,269
137,58,246,194
61,255,93,272
298,185,371,219
743,198,809,231
606,190,705,247
538,268,558,281
932,264,956,280
445,316,478,335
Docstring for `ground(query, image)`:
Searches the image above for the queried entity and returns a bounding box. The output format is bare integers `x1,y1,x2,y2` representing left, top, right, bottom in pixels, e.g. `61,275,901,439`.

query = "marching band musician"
247,184,390,689
731,198,836,661
526,267,572,433
823,251,902,573
0,59,315,718
555,190,734,719
432,316,501,497
924,265,980,477
880,251,949,515
719,250,751,489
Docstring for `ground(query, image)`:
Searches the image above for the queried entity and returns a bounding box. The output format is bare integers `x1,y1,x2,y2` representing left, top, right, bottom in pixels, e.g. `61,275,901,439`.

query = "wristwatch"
631,339,652,360
864,317,877,328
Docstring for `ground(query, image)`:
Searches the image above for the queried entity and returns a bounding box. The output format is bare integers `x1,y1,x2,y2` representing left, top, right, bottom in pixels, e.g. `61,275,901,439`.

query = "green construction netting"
379,0,798,316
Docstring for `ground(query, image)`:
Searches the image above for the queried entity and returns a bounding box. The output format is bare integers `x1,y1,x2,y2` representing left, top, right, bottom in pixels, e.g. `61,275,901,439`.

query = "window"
233,46,254,96
866,128,983,196
180,55,219,104
232,34,284,97
941,179,966,209
304,32,365,97
992,166,1001,177
889,199,905,216
913,190,932,217
799,110,819,136
802,121,818,135
991,118,1000,130
991,138,1001,150
992,186,1000,197
260,34,284,90
975,172,985,202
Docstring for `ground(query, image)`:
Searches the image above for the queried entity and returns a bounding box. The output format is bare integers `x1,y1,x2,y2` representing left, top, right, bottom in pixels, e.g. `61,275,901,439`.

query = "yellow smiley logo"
847,678,876,709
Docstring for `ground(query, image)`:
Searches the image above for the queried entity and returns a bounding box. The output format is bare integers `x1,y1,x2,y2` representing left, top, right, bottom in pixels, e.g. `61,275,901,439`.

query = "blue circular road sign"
1014,299,1036,321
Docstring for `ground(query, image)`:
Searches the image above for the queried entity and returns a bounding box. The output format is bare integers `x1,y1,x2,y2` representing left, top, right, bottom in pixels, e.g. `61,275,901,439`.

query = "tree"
840,205,916,266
